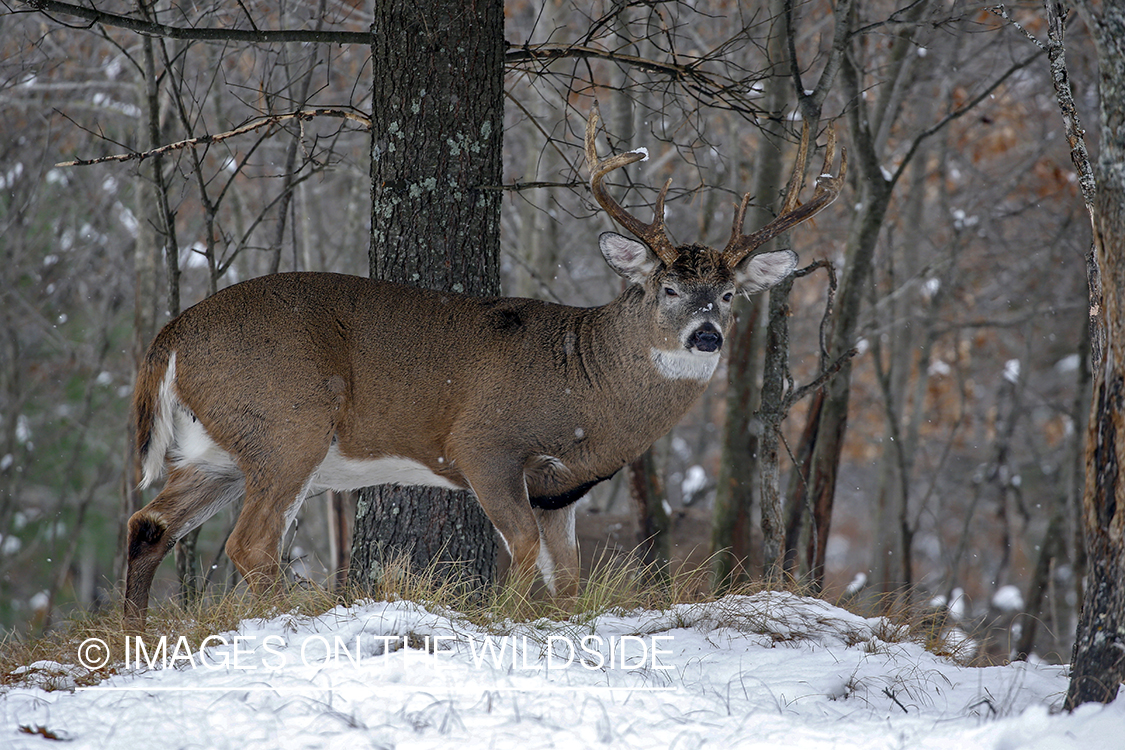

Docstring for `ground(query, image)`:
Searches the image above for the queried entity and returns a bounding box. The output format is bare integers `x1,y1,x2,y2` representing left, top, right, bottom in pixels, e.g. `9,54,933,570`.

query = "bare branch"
23,0,372,44
479,181,585,192
55,108,371,167
888,50,1043,187
24,0,774,125
787,348,859,407
989,4,1048,51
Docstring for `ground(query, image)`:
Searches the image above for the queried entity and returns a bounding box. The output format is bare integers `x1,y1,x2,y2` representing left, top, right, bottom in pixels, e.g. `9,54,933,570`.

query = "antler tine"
585,106,679,266
722,122,848,266
779,120,813,216
726,123,811,250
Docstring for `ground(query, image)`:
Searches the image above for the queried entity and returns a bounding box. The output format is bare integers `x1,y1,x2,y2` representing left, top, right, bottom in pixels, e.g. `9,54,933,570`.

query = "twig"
883,687,909,713
989,5,1047,51
55,108,370,167
787,347,858,407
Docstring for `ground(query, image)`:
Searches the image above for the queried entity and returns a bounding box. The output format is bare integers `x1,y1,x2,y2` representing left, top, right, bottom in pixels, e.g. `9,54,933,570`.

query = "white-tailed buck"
124,108,845,628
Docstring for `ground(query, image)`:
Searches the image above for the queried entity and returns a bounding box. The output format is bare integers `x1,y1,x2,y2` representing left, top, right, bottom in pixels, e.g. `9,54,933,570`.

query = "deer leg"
124,464,243,630
533,503,579,598
459,461,542,593
214,402,335,592
224,471,314,594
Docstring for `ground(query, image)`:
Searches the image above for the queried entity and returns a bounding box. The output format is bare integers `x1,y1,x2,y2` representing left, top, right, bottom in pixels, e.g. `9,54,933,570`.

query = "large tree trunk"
349,0,504,595
1068,0,1125,708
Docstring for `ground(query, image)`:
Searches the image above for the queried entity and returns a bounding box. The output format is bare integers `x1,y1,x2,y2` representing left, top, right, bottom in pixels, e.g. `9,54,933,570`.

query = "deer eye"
722,292,734,303
664,287,679,298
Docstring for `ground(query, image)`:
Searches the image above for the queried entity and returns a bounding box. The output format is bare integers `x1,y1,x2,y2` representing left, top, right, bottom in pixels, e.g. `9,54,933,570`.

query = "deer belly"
311,444,463,493
172,413,461,493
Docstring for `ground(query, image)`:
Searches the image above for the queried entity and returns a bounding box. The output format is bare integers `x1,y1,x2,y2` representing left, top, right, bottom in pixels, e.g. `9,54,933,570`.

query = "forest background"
0,0,1100,667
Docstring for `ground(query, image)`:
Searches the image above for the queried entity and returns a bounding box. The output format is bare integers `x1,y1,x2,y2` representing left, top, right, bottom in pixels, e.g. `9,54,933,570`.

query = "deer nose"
688,323,722,353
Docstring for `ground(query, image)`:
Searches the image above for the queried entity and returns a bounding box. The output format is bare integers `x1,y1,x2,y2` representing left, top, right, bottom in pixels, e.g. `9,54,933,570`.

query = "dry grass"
0,583,348,691
0,551,979,692
833,584,989,665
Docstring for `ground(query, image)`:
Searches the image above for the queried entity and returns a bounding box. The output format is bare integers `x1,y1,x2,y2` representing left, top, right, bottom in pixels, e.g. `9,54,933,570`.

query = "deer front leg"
459,459,543,597
533,504,579,599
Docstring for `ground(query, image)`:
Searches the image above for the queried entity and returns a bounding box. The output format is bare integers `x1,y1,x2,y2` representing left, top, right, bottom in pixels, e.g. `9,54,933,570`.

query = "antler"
585,106,678,266
722,121,848,267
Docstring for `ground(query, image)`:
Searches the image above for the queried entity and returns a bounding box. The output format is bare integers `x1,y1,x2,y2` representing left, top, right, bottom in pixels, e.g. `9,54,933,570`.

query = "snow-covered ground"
3,591,1121,748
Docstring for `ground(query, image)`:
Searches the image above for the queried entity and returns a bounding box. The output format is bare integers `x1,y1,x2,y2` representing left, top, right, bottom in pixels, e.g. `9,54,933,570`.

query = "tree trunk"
758,273,796,578
711,294,764,588
710,3,789,587
628,435,670,575
1066,0,1125,709
789,45,900,589
349,0,504,595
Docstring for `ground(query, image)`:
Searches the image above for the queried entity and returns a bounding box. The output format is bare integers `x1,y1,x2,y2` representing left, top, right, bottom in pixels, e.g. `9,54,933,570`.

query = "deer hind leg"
124,464,243,630
533,503,579,598
223,468,317,595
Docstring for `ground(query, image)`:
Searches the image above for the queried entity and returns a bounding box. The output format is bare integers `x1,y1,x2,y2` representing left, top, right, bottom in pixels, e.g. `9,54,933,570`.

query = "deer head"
585,105,846,379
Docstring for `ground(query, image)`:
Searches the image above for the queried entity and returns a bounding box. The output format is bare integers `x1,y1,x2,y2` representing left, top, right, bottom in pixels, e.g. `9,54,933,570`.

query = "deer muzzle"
687,322,723,353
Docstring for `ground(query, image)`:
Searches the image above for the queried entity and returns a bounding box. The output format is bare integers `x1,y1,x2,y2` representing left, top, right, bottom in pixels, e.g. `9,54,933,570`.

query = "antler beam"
722,122,848,267
585,106,679,266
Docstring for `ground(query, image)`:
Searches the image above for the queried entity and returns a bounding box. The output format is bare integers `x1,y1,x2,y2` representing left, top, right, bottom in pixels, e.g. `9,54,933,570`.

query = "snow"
930,359,952,376
844,572,867,595
931,588,970,621
993,585,1025,613
27,591,49,612
681,465,707,497
1056,353,1081,373
3,592,1122,749
631,146,649,161
1003,359,1021,384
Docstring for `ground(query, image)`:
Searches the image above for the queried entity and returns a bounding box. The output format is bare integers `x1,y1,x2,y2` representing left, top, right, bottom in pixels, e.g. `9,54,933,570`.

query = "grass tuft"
1,550,985,690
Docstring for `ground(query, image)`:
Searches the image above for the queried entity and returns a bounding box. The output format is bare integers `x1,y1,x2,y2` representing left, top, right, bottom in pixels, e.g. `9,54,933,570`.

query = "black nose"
688,323,722,353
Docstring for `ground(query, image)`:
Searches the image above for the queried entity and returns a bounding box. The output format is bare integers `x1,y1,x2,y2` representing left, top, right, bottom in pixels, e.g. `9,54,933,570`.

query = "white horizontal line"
77,684,676,694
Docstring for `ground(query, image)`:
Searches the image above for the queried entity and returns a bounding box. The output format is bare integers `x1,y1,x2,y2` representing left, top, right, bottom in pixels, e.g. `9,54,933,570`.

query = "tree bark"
711,294,765,588
349,0,504,595
628,436,670,575
710,0,790,588
1063,0,1125,709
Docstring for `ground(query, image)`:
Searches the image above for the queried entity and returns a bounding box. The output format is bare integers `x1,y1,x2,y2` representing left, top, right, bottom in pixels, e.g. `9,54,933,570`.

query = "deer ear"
733,249,799,295
599,232,661,284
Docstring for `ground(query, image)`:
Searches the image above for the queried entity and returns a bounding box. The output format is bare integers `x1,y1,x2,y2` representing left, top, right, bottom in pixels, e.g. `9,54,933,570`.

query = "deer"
123,107,845,629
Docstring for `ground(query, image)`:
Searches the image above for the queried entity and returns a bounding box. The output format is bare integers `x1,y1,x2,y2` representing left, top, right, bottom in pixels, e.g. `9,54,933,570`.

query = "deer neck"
582,285,715,405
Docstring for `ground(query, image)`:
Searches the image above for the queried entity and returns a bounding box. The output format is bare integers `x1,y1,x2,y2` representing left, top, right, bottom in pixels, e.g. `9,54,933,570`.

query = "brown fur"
123,251,800,629
124,242,803,630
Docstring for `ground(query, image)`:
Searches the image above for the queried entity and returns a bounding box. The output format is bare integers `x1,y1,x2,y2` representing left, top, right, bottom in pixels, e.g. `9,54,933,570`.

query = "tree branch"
24,0,771,119
54,108,371,166
23,0,372,43
888,50,1043,186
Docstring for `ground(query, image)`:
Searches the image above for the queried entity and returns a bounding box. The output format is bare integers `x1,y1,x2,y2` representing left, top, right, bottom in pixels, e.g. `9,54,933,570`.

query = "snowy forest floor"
1,590,1121,749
